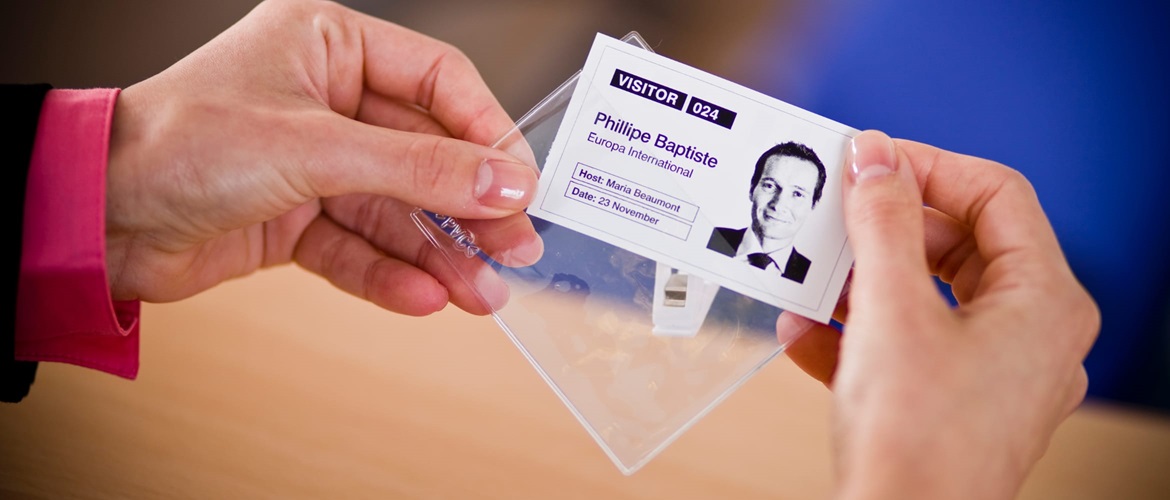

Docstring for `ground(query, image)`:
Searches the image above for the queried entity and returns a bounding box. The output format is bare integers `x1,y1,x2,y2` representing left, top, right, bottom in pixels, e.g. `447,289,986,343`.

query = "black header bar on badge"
684,95,737,129
609,69,688,111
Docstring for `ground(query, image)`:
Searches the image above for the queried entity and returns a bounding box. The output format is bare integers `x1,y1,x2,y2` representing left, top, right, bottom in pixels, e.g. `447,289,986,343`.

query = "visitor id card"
529,33,857,323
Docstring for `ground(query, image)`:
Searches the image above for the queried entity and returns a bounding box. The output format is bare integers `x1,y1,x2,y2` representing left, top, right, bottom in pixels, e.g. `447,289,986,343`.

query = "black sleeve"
1,83,52,403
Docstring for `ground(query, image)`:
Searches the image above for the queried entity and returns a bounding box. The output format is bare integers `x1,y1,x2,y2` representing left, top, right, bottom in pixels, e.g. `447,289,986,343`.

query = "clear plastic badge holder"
411,32,792,474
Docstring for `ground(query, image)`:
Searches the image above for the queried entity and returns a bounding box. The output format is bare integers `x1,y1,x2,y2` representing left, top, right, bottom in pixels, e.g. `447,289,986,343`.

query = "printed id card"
529,34,858,322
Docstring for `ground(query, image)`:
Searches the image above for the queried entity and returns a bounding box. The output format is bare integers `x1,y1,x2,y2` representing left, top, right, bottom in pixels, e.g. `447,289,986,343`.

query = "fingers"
317,194,515,313
353,81,539,170
295,212,510,316
843,131,941,315
778,281,846,387
491,126,540,171
321,187,538,270
354,91,452,138
293,215,451,315
895,139,1069,284
778,312,840,386
301,115,537,220
348,9,516,147
922,207,986,303
302,7,542,247
276,7,537,221
831,274,851,324
351,93,543,265
1061,365,1090,420
460,214,543,267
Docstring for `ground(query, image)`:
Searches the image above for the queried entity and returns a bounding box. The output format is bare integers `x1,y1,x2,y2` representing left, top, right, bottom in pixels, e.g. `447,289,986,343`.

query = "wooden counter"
2,266,1168,498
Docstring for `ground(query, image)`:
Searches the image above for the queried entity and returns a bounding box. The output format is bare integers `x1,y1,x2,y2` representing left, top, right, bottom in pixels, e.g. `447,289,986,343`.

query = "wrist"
832,409,1027,500
105,83,154,300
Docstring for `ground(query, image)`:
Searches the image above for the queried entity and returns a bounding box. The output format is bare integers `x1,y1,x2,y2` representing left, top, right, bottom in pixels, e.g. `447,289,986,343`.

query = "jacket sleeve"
1,84,51,402
6,88,141,402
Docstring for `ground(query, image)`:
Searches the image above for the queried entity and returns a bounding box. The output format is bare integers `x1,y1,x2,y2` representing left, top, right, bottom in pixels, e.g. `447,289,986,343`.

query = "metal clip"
651,263,720,337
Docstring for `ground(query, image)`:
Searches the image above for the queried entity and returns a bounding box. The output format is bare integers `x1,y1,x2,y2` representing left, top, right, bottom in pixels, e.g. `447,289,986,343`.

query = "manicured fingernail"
490,233,545,267
512,234,545,266
475,159,537,210
776,312,815,345
848,130,897,183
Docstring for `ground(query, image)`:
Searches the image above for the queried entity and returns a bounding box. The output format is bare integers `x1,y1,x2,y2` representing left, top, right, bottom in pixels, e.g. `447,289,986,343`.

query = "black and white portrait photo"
705,142,827,284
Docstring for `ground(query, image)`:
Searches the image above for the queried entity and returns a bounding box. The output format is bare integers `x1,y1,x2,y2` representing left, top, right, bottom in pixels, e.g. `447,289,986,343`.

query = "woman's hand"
778,130,1099,499
104,0,542,315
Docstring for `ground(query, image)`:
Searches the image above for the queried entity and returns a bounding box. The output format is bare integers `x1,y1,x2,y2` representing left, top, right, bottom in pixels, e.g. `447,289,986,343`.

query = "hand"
105,0,542,315
776,130,1099,499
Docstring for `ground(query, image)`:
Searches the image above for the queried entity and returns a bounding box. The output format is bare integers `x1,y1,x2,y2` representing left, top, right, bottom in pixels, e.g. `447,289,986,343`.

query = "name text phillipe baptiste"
585,112,718,178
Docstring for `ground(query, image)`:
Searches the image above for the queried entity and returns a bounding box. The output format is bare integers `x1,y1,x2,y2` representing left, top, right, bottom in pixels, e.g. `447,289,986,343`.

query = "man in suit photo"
706,141,827,284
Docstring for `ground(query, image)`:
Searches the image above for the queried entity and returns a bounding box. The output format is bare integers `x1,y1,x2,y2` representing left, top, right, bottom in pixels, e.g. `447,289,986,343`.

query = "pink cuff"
15,88,140,379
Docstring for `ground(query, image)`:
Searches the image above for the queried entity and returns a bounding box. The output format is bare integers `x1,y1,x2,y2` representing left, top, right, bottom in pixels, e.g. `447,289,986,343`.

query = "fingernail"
776,311,815,346
475,159,537,210
491,233,545,267
848,130,897,184
511,234,545,266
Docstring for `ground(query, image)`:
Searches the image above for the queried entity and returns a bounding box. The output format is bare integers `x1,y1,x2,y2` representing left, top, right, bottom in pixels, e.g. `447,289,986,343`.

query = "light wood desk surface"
2,266,1168,499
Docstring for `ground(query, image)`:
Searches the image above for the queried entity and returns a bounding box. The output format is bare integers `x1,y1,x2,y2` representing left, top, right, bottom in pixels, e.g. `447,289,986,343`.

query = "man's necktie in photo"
747,252,775,270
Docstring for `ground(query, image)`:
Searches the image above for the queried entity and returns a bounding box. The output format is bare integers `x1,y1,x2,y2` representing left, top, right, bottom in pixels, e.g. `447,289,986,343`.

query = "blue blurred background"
3,0,1167,411
749,0,1170,410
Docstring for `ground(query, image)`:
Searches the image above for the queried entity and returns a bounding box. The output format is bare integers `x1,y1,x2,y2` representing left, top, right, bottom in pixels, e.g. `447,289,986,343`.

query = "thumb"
843,130,937,316
303,115,538,219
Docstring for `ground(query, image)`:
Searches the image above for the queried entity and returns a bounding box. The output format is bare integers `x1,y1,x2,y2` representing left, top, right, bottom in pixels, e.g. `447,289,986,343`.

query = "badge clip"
651,263,720,337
